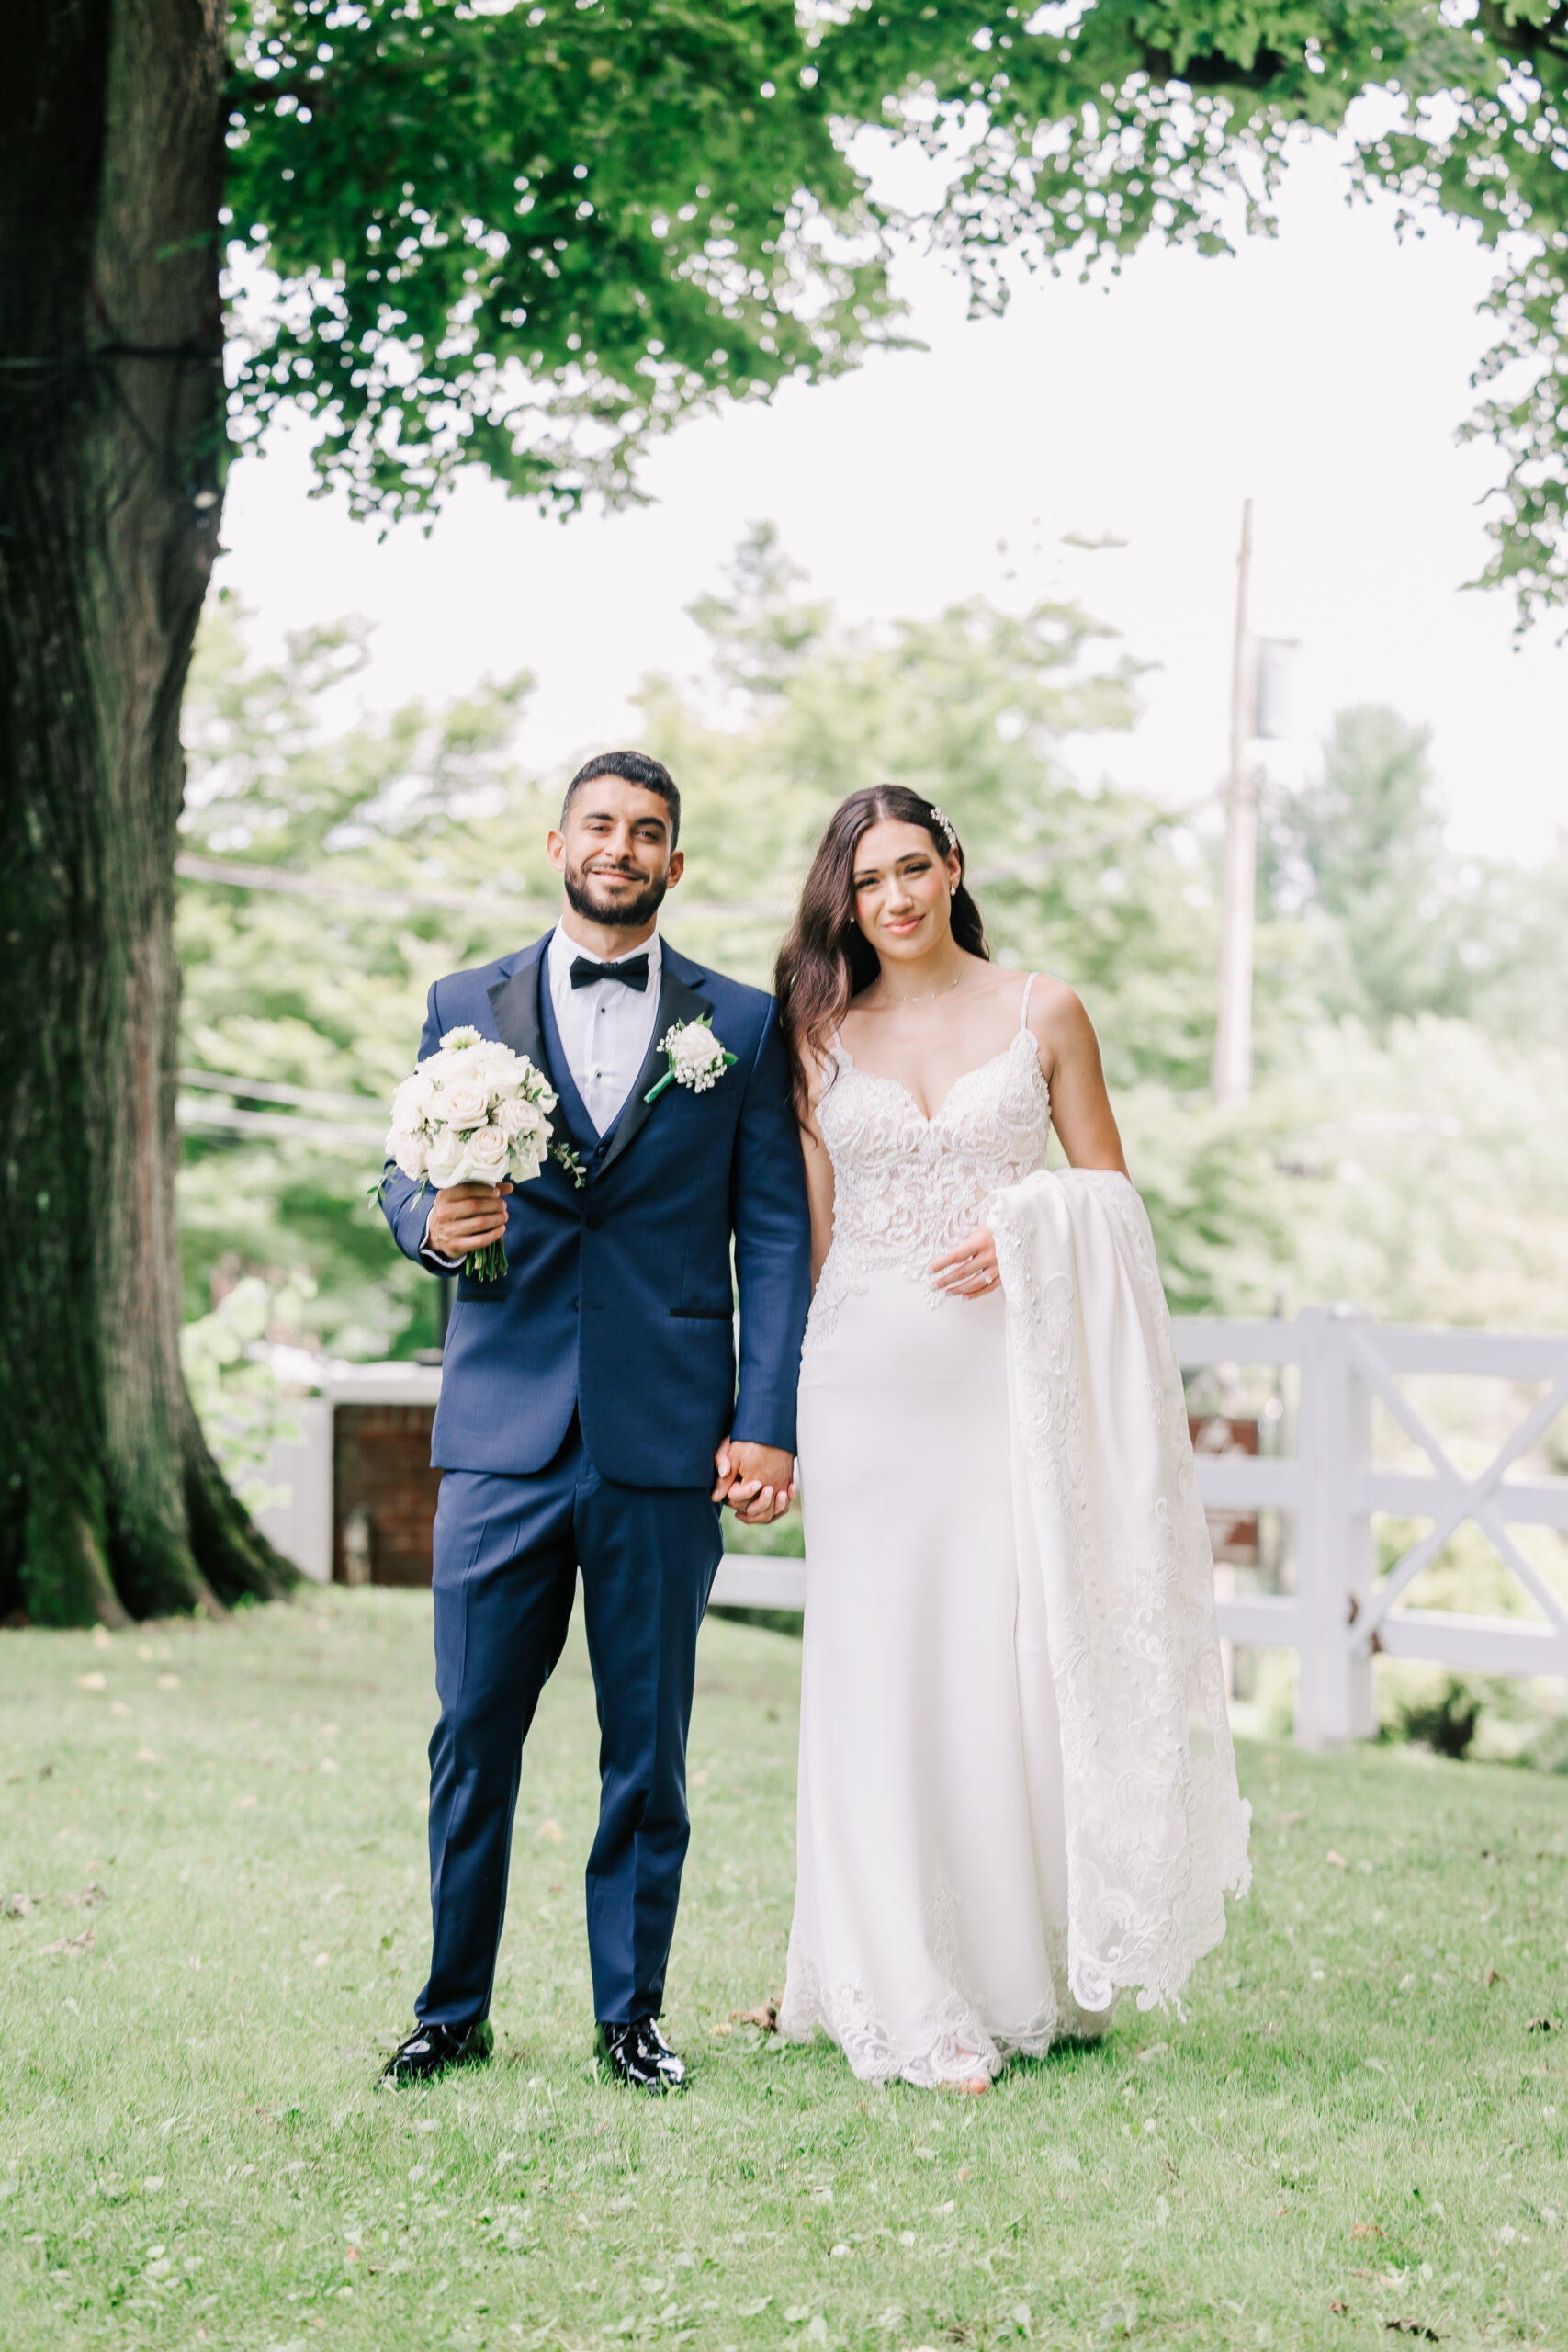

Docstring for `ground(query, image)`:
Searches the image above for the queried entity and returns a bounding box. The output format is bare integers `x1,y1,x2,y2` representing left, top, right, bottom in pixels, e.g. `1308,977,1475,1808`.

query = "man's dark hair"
560,750,680,847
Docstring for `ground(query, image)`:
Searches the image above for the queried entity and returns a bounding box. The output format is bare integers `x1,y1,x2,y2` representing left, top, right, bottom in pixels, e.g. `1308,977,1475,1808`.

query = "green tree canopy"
228,2,1568,613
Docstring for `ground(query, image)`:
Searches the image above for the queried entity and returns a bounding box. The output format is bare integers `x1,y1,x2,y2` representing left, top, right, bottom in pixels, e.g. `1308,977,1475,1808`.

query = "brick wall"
332,1404,440,1587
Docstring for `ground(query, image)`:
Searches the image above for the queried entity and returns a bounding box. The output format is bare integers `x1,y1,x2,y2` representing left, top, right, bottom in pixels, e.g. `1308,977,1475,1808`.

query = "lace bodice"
806,982,1052,1348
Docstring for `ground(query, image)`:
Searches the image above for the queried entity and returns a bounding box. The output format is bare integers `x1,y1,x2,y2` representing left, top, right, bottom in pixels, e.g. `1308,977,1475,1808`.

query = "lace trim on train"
778,1894,1110,2088
989,1171,1253,2017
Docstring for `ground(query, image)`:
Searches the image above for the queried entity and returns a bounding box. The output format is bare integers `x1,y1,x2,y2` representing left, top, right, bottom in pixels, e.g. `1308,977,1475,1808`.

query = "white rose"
438,1023,483,1052
389,1128,429,1182
392,1072,434,1125
471,1042,520,1088
438,1078,489,1131
508,1139,547,1183
465,1123,511,1176
425,1132,472,1187
497,1095,545,1139
671,1023,722,1077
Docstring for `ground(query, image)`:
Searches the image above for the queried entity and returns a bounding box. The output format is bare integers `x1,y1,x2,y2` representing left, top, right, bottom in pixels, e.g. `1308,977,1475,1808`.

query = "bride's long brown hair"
773,786,988,1117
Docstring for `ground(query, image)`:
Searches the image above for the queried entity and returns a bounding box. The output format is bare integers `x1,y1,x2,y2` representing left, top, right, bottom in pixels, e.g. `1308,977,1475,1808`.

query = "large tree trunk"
0,1,296,1623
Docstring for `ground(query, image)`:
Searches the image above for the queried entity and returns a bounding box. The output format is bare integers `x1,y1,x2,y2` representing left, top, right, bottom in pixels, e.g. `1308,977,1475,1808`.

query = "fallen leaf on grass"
4,1893,38,1918
1331,2303,1349,2317
737,2297,772,2318
732,1998,779,2031
62,1884,107,1910
537,1818,563,1842
709,2022,734,2038
1326,1850,1348,1869
1135,2042,1168,2065
156,1674,180,1690
1486,1970,1506,1988
235,1795,257,1810
1527,2017,1562,2034
1383,2324,1438,2342
77,1673,107,1692
37,1928,94,1958
1351,2223,1385,2243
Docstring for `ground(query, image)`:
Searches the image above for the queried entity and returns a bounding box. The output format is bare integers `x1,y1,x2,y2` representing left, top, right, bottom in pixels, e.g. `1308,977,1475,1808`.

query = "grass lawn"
2,1589,1566,2352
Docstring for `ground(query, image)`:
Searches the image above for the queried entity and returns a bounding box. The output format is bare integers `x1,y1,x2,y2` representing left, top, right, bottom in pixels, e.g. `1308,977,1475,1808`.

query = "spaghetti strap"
1018,973,1038,1033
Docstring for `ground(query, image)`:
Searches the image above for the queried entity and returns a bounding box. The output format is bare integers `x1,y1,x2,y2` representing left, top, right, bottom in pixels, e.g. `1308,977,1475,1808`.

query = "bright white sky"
217,127,1568,865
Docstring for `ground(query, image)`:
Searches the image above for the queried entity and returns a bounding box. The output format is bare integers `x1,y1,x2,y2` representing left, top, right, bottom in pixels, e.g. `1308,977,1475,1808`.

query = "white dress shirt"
421,922,661,1269
546,920,663,1133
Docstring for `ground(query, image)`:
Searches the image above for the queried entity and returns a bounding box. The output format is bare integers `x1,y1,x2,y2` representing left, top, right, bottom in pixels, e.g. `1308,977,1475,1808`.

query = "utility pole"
1213,499,1258,1108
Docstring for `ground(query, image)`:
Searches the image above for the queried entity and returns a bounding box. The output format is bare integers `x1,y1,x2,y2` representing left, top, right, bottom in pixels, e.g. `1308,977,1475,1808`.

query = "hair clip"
928,803,958,854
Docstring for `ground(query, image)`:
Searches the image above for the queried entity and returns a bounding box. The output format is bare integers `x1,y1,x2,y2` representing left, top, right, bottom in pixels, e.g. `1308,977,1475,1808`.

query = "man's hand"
929,1222,1001,1300
712,1440,795,1524
425,1180,513,1259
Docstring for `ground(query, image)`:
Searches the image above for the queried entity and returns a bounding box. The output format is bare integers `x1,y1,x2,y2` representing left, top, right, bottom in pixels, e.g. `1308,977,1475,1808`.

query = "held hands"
929,1222,1002,1300
425,1180,513,1258
712,1439,796,1525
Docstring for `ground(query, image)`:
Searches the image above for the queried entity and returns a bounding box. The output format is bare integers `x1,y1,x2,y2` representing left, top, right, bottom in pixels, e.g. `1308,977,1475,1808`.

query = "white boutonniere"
645,1017,738,1102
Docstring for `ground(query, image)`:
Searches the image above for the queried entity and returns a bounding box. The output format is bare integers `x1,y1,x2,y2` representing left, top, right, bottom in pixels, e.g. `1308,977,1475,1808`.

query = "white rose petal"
438,1079,489,1131
438,1024,483,1052
498,1096,546,1139
426,1135,472,1187
466,1125,510,1175
392,1072,434,1124
389,1131,429,1182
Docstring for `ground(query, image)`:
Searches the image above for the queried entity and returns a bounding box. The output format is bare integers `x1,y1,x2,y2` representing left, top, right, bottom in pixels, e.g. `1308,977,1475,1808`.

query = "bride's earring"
950,883,958,899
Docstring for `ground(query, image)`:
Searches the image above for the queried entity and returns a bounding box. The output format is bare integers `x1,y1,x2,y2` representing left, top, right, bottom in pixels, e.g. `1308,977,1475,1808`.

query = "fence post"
1299,1305,1376,1747
1292,1306,1328,1749
1334,1306,1377,1740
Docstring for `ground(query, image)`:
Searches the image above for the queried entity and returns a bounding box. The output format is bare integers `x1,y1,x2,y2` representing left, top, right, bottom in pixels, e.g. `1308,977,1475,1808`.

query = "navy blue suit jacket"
379,932,811,1487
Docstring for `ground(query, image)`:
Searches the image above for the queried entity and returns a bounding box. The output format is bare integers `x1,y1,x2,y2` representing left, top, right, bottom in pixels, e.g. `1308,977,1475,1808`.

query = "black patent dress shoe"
377,2018,493,2088
594,2016,687,2093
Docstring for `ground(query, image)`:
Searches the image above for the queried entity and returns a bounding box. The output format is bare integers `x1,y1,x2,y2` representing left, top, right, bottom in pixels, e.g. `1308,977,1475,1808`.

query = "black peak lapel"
486,935,550,1071
594,952,714,1181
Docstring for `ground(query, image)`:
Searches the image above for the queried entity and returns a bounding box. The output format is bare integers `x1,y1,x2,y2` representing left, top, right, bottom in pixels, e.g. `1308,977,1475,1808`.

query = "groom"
377,752,810,2091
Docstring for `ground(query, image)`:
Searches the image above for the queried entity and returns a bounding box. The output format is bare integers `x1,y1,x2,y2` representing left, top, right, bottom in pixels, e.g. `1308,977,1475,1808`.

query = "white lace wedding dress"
780,979,1251,2088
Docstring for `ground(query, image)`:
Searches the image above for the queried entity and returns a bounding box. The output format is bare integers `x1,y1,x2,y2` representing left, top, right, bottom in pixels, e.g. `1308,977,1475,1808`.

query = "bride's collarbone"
839,978,1042,1120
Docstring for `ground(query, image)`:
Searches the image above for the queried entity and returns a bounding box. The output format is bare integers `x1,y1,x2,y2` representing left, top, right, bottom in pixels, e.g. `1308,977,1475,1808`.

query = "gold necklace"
874,970,965,1009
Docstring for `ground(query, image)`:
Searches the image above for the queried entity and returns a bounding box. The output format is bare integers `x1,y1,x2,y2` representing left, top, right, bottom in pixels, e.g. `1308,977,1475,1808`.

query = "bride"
772,786,1251,2092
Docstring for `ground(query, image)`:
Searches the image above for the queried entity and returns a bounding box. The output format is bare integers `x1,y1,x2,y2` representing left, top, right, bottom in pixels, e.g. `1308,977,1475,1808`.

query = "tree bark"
0,0,296,1623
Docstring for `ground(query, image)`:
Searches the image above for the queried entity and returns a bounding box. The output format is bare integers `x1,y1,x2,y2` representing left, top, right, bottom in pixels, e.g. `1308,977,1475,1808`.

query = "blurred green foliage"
176,532,1568,1378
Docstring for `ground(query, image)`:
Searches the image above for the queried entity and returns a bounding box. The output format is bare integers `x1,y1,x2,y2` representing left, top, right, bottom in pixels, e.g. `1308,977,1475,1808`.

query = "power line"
179,1067,388,1117
177,1098,386,1148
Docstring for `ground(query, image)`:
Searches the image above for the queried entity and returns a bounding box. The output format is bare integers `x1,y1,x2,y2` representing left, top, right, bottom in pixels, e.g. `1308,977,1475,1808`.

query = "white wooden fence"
257,1308,1568,1752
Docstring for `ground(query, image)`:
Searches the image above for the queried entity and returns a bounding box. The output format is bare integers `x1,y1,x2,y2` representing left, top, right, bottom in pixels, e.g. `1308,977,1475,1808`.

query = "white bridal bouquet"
381,1024,581,1282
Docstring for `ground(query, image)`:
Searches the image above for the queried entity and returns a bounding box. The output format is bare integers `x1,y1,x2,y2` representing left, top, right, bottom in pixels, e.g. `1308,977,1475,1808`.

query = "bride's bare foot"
941,2055,992,2096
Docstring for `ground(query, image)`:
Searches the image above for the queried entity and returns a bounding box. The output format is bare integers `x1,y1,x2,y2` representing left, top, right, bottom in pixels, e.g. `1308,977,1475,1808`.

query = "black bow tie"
569,951,650,993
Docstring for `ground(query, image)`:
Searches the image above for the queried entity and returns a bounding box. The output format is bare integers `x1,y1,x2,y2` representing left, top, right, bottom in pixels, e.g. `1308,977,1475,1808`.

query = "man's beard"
563,858,669,931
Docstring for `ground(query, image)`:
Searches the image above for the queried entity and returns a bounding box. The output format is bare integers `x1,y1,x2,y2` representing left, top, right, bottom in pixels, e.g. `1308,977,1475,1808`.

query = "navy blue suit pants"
418,1417,723,2030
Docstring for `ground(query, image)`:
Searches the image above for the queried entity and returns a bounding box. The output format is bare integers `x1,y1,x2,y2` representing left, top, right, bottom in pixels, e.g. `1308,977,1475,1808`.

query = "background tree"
174,540,1568,1376
9,1,1568,1624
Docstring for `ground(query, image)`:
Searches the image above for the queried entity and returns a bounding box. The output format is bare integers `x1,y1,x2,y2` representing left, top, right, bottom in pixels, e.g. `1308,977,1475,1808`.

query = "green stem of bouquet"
468,1240,509,1283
